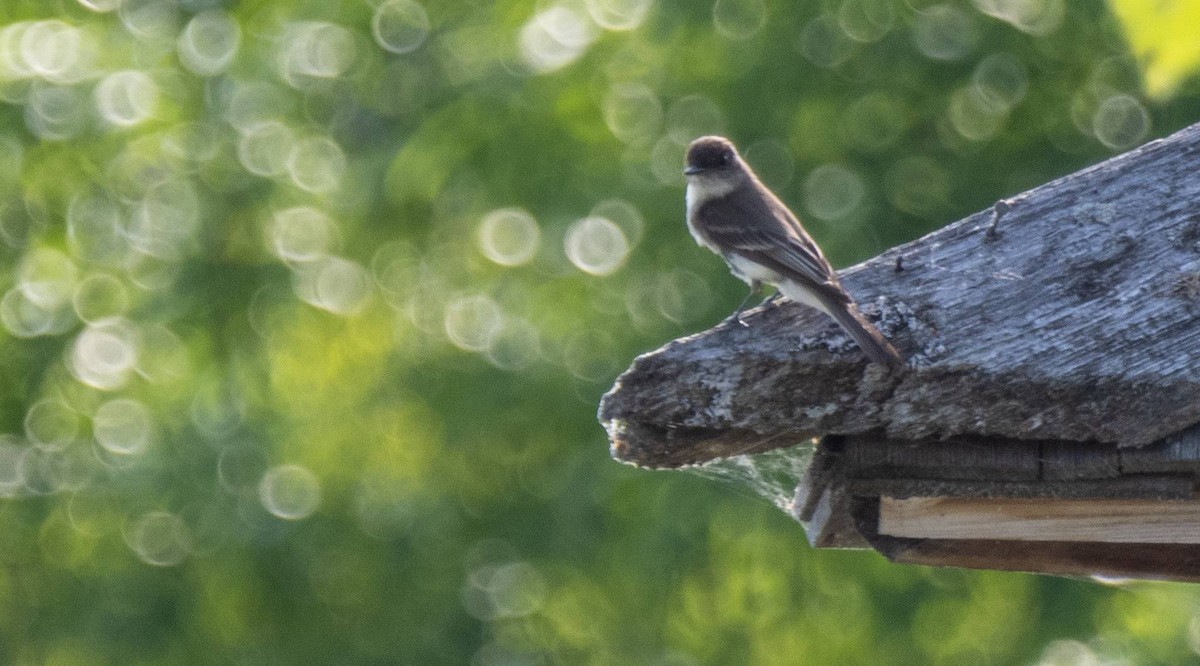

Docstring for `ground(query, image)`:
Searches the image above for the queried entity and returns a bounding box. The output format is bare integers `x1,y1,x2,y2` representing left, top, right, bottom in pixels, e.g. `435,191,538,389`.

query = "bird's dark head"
684,136,740,176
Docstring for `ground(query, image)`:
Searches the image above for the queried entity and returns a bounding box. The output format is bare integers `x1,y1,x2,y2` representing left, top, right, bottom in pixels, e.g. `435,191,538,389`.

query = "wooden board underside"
883,538,1200,583
880,496,1200,543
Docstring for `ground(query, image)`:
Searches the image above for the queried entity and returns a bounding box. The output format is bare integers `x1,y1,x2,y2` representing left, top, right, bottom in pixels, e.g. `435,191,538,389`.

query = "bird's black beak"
683,165,703,175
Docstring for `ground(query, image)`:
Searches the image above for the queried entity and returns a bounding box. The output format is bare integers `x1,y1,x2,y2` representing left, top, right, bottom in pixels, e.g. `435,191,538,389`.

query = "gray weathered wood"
1041,441,1122,480
849,498,1200,582
840,436,1041,481
846,476,1194,501
878,496,1200,543
601,122,1200,468
787,430,1199,557
871,537,1200,583
1121,421,1200,473
801,480,869,549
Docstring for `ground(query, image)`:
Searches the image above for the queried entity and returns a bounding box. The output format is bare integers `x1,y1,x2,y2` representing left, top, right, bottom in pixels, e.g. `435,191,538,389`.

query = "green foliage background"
0,0,1198,663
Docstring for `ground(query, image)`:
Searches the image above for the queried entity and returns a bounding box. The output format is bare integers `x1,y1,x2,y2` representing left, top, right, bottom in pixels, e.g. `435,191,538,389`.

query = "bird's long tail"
822,297,904,369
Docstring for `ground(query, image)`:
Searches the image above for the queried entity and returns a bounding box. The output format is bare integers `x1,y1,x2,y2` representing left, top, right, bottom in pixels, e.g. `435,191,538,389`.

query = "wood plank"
879,496,1200,543
850,475,1193,500
801,481,869,549
793,435,846,523
1041,441,1122,480
880,538,1200,583
1122,422,1200,473
840,436,1040,481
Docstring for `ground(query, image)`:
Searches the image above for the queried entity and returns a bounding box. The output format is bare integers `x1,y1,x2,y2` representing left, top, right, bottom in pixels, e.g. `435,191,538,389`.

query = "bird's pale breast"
684,179,734,255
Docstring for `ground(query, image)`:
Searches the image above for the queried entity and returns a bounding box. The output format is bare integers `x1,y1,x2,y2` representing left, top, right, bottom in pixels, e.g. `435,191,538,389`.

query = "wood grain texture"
879,496,1200,543
852,497,1200,582
833,428,1200,487
795,433,1196,557
601,123,1200,468
846,476,1194,501
881,538,1200,583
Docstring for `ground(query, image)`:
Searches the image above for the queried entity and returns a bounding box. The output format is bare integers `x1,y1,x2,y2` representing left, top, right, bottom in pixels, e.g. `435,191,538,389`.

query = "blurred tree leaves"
1109,0,1200,99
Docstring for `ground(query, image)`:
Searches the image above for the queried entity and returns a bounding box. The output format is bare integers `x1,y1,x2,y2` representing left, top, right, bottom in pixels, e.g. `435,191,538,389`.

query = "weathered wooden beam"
878,496,1200,543
787,432,1200,552
601,122,1200,468
834,427,1200,483
801,480,869,549
851,497,1200,583
875,538,1200,583
847,476,1194,501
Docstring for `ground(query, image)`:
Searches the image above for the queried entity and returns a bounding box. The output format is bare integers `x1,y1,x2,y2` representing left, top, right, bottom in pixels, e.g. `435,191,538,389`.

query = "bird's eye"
720,151,731,164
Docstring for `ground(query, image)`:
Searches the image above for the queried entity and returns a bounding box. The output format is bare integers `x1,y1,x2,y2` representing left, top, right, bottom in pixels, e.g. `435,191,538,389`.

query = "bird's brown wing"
696,185,903,366
694,188,849,304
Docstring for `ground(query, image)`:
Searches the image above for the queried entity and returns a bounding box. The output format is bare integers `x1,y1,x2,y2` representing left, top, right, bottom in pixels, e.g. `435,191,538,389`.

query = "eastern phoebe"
684,135,903,368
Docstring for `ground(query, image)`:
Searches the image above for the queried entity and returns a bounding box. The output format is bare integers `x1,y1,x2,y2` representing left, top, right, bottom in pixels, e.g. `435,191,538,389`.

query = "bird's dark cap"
685,136,738,175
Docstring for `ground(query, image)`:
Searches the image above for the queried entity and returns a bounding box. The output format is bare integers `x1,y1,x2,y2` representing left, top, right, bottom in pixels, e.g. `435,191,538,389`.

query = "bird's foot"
723,310,751,328
727,281,761,327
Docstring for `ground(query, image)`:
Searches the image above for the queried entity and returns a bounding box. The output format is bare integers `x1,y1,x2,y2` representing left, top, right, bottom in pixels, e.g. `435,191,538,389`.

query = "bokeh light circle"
178,10,240,76
797,15,854,68
93,398,153,455
564,216,629,276
912,4,977,61
77,0,122,12
1093,94,1149,150
21,21,83,81
20,247,77,309
0,286,73,338
802,164,866,220
67,189,126,263
238,120,295,177
25,399,80,451
462,561,548,620
72,273,129,323
477,208,541,267
0,437,26,497
948,86,1006,142
286,135,346,193
293,256,373,315
127,511,191,566
972,52,1028,112
838,0,895,43
972,0,1063,36
603,83,662,144
69,318,139,390
585,0,654,31
268,206,336,263
278,21,356,84
26,84,88,141
665,95,725,145
95,70,159,127
712,0,767,40
444,294,503,352
371,0,430,55
519,6,597,74
589,199,644,247
259,464,321,520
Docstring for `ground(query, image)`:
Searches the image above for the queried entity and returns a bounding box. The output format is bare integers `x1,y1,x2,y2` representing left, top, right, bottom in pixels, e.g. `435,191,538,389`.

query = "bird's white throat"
684,175,738,255
685,175,737,218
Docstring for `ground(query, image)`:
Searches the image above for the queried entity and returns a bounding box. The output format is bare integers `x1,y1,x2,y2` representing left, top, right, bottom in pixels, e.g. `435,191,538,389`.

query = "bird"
683,135,903,368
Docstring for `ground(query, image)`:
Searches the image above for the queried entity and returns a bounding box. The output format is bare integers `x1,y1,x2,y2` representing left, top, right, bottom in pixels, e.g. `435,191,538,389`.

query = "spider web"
685,441,815,515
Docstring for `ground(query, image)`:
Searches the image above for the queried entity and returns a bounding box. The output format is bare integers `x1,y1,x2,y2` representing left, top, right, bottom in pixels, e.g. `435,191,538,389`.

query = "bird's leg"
730,281,761,327
765,291,785,305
